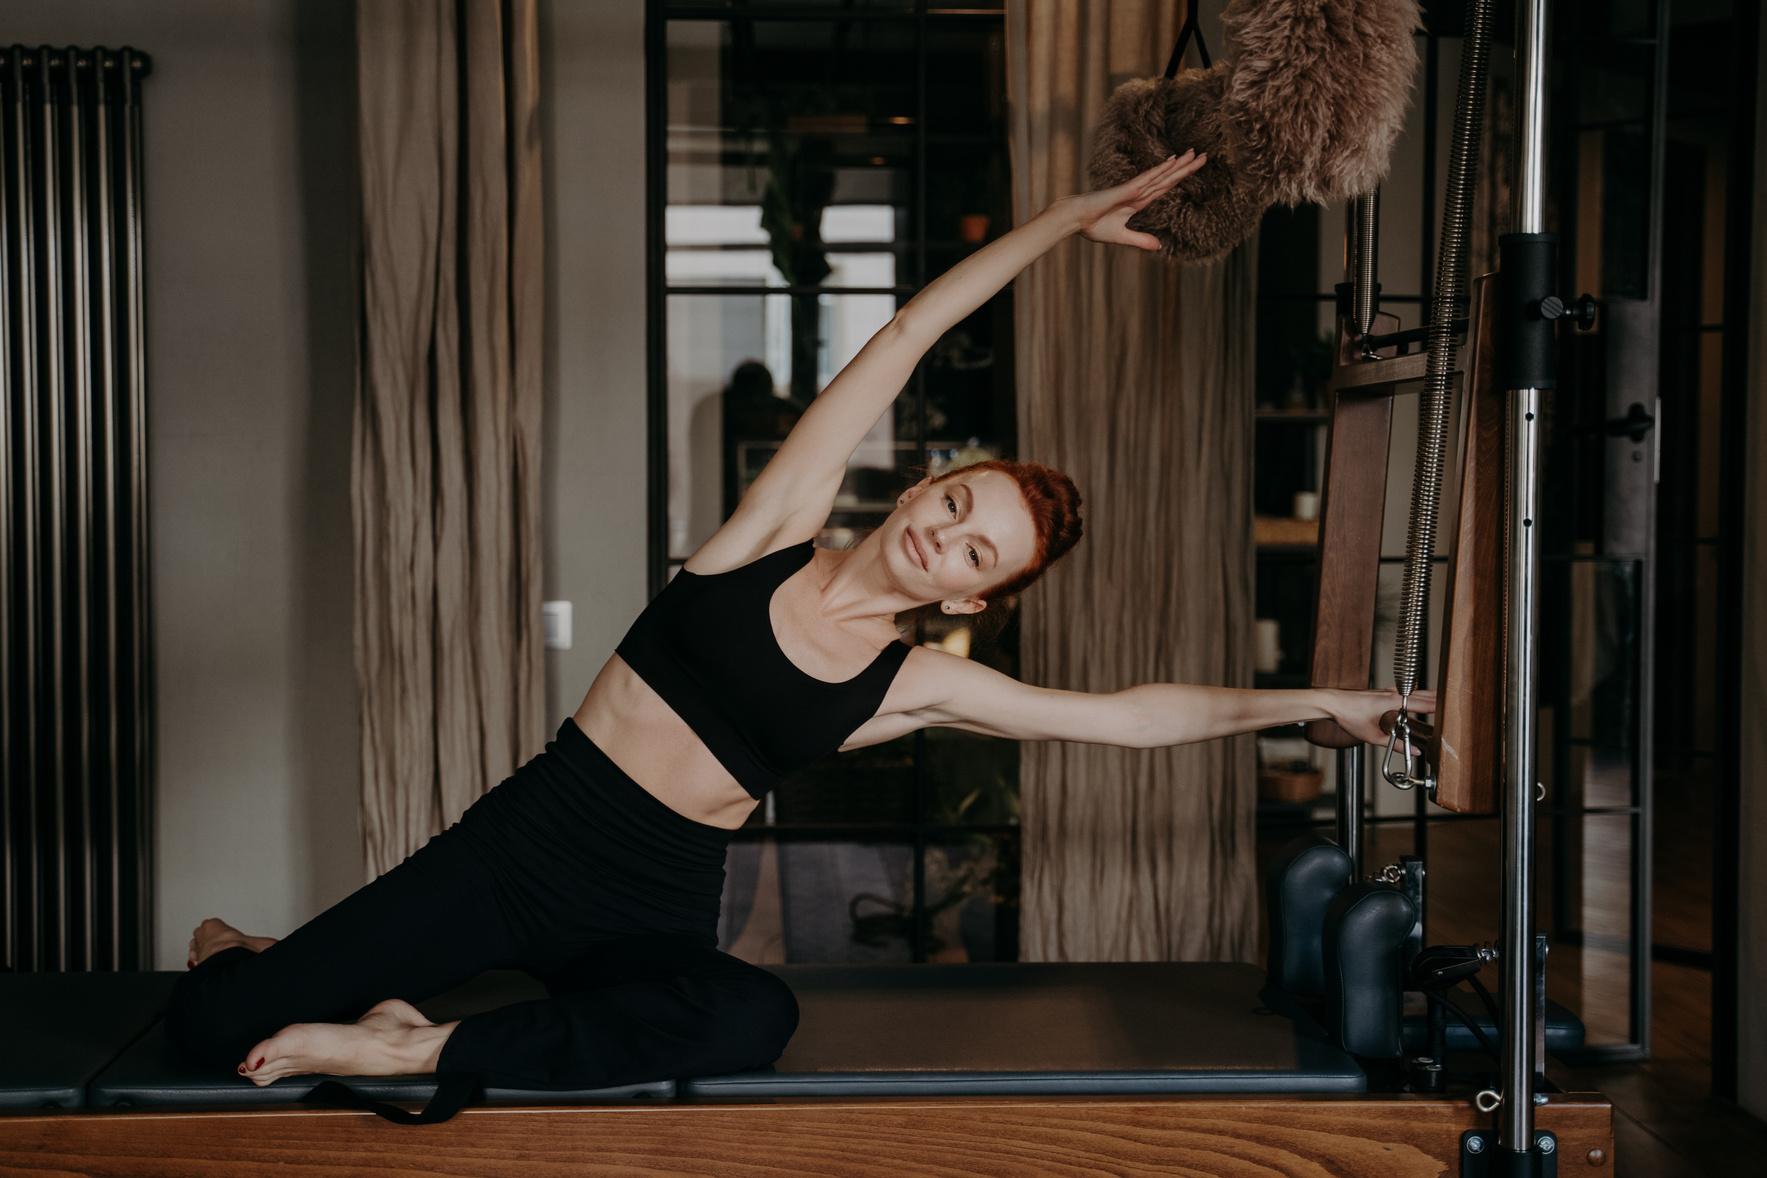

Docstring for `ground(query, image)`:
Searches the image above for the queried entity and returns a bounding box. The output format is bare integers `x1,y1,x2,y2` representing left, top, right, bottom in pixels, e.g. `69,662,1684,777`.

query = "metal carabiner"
1381,698,1436,793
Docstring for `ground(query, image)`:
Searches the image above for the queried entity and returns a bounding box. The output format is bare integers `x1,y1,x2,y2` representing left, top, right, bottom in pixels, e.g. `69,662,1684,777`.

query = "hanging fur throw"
1088,0,1421,261
1088,63,1272,264
1223,0,1422,205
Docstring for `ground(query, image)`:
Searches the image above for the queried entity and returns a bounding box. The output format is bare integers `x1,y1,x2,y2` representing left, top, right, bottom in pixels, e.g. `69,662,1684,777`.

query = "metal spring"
1393,0,1497,705
1353,190,1380,344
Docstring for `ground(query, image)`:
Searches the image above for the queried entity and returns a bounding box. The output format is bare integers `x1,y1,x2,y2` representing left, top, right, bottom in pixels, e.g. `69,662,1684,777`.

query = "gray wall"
538,0,650,722
8,0,651,968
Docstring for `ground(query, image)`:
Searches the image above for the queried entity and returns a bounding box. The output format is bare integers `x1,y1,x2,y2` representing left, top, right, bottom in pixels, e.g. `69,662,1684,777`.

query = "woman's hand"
1326,688,1438,749
1059,152,1208,251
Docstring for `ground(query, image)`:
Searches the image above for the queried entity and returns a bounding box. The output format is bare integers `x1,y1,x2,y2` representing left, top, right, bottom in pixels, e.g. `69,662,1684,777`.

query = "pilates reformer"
0,1,1613,1173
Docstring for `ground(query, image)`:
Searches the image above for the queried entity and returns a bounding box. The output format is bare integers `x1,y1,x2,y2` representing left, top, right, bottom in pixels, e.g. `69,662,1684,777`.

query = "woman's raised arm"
689,152,1208,571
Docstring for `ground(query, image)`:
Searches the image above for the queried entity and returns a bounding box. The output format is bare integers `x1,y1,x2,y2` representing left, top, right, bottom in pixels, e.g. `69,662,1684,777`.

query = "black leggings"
165,721,797,1090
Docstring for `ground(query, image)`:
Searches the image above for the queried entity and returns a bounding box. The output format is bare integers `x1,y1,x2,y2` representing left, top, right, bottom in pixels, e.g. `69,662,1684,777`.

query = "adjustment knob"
1539,293,1598,330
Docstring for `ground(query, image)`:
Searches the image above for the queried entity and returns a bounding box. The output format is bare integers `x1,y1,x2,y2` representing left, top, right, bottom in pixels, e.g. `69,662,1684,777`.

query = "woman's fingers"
1124,152,1207,210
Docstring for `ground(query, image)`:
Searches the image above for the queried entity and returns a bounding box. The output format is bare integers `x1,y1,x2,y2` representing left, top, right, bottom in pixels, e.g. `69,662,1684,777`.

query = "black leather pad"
87,970,673,1105
683,962,1366,1097
1265,835,1353,996
0,972,179,1108
1401,995,1586,1053
1322,882,1416,1059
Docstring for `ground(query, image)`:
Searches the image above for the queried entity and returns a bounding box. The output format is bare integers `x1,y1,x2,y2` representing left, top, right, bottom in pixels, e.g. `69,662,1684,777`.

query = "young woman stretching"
171,153,1429,1092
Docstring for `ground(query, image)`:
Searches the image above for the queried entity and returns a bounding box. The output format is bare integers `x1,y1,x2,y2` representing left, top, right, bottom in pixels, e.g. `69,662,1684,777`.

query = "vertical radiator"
2,46,153,971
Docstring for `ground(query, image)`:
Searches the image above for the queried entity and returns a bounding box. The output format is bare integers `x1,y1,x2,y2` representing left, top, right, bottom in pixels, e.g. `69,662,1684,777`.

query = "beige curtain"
353,0,546,879
1007,0,1258,963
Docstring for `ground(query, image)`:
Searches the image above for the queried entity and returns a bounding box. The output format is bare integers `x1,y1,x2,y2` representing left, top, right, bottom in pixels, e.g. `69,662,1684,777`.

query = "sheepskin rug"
1224,0,1422,206
1088,0,1422,261
1088,63,1273,264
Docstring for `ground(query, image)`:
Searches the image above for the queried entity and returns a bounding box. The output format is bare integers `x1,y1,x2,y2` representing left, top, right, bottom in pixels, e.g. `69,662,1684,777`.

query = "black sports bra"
615,541,912,799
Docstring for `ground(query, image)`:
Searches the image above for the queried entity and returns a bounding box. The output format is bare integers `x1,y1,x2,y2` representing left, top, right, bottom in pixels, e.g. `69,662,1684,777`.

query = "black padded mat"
87,970,673,1106
684,962,1366,1096
1401,994,1586,1053
0,972,179,1108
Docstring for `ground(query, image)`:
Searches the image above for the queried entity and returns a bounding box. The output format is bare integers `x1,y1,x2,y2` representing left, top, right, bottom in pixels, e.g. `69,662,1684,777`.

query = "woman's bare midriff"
572,654,761,830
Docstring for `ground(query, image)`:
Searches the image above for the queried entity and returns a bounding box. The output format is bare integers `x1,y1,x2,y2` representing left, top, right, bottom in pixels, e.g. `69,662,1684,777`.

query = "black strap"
304,1073,482,1126
1162,4,1213,78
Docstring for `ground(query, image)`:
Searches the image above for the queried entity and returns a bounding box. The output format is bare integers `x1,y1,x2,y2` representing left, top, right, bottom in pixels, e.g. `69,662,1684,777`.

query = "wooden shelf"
1254,515,1319,547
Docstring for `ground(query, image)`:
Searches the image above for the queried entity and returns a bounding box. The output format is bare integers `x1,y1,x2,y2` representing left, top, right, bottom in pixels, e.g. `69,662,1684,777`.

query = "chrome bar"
1337,746,1363,873
1514,3,1550,237
1501,0,1552,1154
1501,386,1543,1153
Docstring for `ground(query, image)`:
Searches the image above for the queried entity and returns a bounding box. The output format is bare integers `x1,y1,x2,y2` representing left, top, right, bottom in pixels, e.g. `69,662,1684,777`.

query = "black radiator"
2,45,154,971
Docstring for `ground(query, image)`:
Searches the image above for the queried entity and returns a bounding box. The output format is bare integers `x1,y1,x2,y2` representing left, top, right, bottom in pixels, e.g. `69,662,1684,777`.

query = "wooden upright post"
1306,307,1400,748
1428,274,1502,813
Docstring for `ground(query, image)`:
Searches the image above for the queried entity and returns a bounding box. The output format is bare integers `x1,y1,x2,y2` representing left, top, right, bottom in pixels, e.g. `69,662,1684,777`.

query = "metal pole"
1500,0,1552,1159
1337,746,1363,875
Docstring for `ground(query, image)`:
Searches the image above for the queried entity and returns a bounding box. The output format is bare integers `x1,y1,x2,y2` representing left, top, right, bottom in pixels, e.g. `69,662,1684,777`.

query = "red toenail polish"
238,1065,247,1074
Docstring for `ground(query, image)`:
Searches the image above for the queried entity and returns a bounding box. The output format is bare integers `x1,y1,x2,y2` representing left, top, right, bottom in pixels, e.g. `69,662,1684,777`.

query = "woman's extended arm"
689,153,1207,571
842,648,1430,752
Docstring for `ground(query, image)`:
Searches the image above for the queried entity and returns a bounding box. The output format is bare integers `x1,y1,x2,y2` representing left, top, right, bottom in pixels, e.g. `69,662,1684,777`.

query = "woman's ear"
941,598,986,617
897,475,934,507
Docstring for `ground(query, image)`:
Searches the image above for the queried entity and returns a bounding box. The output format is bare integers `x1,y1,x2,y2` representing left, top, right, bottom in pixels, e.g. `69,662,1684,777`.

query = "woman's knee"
718,963,799,1063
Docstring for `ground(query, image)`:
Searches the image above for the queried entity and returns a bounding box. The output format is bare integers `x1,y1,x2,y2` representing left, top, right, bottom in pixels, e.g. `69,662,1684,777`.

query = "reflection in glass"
719,840,914,964
926,838,1018,963
1550,811,1635,1047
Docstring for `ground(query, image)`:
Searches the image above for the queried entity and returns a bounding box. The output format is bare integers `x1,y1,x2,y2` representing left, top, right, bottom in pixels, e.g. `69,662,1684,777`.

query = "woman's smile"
905,526,929,571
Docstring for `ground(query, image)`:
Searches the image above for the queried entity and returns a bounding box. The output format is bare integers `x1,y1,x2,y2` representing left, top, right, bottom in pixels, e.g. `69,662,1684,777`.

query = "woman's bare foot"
240,999,458,1086
187,917,279,968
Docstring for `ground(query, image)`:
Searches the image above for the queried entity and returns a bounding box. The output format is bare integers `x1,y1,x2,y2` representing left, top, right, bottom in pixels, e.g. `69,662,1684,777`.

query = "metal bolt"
1533,1092,1549,1105
1466,1135,1485,1154
1538,1134,1556,1154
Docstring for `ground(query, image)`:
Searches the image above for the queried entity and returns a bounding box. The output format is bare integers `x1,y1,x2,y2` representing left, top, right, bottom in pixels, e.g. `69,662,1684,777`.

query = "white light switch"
542,601,572,651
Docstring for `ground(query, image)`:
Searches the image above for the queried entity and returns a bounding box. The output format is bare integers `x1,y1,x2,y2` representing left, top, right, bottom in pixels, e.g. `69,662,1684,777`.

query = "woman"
171,152,1428,1092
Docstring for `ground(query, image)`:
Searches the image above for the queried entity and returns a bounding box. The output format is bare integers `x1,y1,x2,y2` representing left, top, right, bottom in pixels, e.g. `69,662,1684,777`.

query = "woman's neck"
808,541,927,630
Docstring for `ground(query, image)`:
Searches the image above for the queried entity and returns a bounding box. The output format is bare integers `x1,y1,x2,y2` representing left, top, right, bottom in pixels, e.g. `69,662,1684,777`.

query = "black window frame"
643,1,1017,964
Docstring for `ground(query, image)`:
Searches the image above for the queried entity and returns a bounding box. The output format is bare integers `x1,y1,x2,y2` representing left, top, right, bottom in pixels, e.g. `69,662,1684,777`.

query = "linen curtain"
354,0,545,879
1006,0,1259,962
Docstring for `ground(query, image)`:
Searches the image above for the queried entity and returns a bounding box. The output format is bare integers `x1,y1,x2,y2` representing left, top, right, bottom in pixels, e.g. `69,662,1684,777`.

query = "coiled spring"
1385,0,1498,792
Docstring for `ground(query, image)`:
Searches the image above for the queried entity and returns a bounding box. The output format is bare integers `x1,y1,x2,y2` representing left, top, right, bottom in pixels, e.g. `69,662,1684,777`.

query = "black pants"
165,721,797,1090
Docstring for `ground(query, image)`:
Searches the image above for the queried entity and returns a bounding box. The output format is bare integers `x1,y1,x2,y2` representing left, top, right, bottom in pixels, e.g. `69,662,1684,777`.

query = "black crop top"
615,541,912,799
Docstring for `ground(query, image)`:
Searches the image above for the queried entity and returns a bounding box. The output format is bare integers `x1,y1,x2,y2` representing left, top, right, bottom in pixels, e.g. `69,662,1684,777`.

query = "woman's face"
888,469,1038,608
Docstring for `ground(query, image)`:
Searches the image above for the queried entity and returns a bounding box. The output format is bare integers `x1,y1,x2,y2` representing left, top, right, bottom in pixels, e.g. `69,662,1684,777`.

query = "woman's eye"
968,546,979,567
946,495,956,516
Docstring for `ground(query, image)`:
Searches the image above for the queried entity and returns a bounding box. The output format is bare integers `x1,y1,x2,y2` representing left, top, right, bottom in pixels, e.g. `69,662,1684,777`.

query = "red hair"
930,459,1084,599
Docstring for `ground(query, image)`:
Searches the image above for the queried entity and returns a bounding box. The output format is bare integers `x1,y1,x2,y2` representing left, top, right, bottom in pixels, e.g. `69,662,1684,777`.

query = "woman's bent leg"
165,829,521,1071
437,935,799,1089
